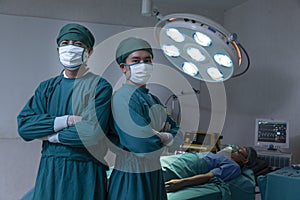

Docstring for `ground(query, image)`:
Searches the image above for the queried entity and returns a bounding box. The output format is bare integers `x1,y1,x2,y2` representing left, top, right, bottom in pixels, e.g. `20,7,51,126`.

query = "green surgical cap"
56,23,95,49
115,37,153,64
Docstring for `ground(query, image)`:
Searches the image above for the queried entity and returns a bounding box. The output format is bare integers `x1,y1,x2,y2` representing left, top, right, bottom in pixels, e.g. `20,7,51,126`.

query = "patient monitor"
254,118,289,150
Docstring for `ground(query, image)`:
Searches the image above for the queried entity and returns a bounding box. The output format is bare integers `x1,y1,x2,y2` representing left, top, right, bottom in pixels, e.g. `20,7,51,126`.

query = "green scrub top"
108,84,182,200
17,72,112,200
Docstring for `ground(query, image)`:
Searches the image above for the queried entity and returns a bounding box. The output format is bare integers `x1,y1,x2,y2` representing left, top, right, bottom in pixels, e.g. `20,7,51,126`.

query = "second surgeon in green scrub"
108,37,183,200
17,23,112,200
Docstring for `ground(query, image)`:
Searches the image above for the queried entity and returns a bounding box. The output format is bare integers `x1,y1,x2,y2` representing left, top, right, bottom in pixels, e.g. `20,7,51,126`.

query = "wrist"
48,133,60,143
180,178,190,188
54,115,68,132
67,115,73,126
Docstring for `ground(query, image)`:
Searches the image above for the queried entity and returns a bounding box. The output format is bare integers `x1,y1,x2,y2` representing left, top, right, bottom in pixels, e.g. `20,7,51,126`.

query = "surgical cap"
246,147,257,168
56,23,95,49
115,37,153,64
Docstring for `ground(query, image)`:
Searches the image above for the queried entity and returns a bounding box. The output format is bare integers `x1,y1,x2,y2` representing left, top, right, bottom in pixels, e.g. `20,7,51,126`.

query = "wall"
0,14,131,200
0,14,202,199
3,1,300,199
220,0,300,162
0,139,41,200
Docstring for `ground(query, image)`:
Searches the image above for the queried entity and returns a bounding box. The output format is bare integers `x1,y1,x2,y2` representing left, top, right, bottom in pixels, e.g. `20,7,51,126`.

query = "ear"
88,48,93,56
120,64,127,73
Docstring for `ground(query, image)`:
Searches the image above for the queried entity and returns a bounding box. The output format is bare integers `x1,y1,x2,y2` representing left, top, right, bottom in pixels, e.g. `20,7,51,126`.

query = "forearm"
165,172,214,192
17,115,56,141
182,172,214,187
35,115,80,143
117,127,163,154
58,83,112,147
58,120,104,147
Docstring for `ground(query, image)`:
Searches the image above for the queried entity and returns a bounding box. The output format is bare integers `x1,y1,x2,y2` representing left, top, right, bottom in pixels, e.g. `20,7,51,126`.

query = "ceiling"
0,0,248,27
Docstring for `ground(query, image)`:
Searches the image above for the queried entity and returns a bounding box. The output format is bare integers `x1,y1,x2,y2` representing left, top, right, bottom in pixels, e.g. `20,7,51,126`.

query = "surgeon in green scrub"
17,23,112,200
107,37,183,200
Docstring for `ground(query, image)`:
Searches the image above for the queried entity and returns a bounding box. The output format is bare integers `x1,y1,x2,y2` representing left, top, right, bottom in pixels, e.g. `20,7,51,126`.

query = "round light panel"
155,13,241,82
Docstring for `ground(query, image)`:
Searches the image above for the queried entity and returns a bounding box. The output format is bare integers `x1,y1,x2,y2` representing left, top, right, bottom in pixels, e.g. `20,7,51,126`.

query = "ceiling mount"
141,0,249,82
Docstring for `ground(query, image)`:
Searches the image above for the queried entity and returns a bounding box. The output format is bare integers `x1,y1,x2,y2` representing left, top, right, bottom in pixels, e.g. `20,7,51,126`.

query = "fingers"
165,181,172,192
161,122,171,132
67,115,82,126
165,180,177,192
37,136,48,141
165,122,171,131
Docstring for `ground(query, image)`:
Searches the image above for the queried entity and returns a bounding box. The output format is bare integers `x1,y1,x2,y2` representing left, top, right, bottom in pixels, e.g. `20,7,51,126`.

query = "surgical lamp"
142,0,249,82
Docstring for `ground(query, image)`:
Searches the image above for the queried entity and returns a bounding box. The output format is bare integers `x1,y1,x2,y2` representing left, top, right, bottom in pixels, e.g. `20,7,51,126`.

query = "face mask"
126,62,153,85
217,146,233,159
58,45,88,70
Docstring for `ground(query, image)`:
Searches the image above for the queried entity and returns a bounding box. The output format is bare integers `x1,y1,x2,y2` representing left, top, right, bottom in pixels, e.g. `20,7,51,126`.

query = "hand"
165,179,184,192
67,115,82,126
48,133,59,143
38,136,48,141
153,129,174,146
37,133,59,143
160,122,171,132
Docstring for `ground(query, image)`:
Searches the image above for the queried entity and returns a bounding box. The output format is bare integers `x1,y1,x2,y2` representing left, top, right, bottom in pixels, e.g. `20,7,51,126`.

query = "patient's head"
230,146,257,168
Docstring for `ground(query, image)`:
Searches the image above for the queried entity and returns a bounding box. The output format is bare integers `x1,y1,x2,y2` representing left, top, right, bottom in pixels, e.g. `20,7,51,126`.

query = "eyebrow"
130,56,152,60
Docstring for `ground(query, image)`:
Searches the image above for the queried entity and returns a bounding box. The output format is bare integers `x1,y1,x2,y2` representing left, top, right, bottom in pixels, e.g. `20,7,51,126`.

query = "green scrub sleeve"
113,95,163,154
58,79,112,147
17,75,112,149
150,94,184,151
17,86,56,141
112,88,182,154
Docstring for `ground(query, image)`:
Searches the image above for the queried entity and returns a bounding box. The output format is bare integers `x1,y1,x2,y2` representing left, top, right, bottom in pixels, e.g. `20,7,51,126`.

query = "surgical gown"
108,84,182,200
17,72,112,200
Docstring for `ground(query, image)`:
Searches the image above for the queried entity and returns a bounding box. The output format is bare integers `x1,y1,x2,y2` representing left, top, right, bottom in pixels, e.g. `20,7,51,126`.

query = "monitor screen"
182,132,218,151
254,118,289,149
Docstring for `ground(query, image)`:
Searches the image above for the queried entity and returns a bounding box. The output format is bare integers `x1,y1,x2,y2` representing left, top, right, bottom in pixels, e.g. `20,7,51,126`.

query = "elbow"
21,137,34,142
17,118,31,141
18,129,33,142
18,125,32,141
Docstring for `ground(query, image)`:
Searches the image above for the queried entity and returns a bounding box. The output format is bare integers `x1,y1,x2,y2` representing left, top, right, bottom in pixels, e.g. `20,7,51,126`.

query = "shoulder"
38,75,63,90
114,84,137,97
85,72,109,84
149,93,162,104
84,72,112,91
112,85,144,107
207,152,237,165
113,85,133,101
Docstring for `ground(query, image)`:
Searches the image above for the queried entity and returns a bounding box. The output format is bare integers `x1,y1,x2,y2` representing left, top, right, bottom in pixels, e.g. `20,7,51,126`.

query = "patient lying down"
164,145,257,192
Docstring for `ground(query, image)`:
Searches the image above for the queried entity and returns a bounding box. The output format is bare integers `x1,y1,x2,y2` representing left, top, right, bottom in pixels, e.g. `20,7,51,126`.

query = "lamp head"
155,13,242,82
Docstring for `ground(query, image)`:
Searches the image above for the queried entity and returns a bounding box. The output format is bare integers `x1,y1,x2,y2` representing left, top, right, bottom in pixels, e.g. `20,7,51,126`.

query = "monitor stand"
267,144,277,151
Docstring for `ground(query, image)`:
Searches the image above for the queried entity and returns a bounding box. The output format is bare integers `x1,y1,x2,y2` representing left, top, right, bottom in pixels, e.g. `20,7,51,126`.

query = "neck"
64,66,89,78
126,79,146,87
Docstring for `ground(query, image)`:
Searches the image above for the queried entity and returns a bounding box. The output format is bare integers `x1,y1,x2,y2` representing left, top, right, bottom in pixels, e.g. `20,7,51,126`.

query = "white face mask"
217,146,233,160
127,62,153,85
58,45,88,70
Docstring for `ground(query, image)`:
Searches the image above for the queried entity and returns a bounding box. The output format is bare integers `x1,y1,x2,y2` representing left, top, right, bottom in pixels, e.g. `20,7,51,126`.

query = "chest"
46,79,96,115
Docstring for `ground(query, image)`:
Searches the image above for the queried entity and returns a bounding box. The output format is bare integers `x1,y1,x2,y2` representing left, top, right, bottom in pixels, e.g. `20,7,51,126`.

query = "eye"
59,41,69,46
131,59,141,64
143,59,152,63
74,41,85,47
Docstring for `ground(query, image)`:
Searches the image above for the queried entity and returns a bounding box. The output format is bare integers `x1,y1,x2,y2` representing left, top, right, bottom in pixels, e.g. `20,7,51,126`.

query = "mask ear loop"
127,65,132,80
121,63,132,80
82,48,90,66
